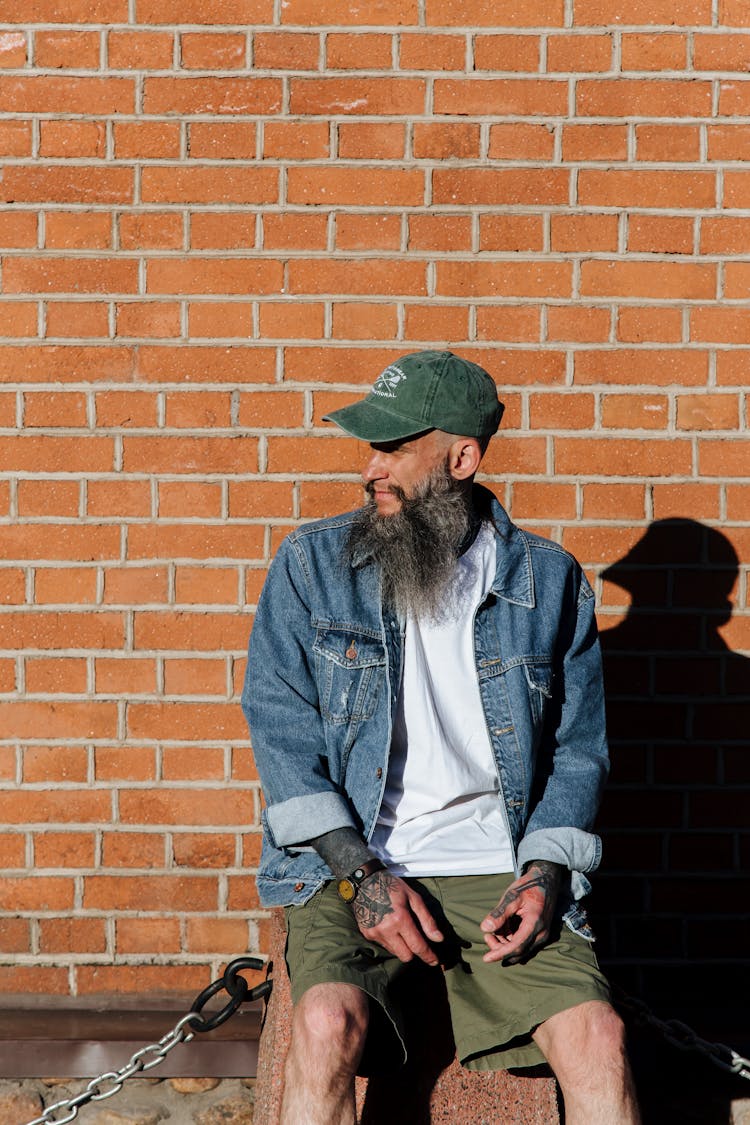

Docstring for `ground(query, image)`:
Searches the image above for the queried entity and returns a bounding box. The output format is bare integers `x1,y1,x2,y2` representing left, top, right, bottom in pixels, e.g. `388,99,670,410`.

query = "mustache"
364,480,407,504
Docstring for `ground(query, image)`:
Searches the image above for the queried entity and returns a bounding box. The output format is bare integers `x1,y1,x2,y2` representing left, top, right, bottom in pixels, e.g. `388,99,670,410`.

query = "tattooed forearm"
307,826,372,879
352,870,397,929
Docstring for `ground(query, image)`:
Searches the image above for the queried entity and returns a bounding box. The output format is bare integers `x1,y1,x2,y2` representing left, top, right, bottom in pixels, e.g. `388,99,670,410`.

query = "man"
243,351,640,1124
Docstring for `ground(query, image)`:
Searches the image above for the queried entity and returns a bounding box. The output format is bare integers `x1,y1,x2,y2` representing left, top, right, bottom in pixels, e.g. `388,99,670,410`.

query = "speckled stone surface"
254,911,560,1125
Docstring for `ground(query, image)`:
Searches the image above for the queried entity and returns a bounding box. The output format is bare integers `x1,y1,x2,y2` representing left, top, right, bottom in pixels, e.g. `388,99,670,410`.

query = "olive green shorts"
284,872,611,1074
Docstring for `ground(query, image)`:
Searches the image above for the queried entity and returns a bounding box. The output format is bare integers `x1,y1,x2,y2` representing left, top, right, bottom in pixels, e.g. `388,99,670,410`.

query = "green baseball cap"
323,350,504,442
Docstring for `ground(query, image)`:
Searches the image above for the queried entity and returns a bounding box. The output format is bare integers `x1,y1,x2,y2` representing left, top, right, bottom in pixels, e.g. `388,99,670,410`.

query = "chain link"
613,986,750,1081
23,958,271,1125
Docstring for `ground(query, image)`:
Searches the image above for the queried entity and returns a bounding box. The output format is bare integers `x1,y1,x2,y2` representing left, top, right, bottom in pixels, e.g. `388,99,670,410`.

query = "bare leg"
281,982,369,1125
533,1000,641,1125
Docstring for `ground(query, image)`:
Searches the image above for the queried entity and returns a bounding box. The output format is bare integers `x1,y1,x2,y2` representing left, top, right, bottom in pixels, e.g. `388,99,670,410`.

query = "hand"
352,870,444,965
480,860,562,966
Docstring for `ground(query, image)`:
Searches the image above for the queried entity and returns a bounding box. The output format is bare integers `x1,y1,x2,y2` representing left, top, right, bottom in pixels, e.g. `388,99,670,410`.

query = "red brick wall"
0,3,747,1017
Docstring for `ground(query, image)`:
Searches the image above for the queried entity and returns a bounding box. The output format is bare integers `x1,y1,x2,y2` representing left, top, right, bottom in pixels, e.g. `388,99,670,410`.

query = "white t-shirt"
370,523,515,877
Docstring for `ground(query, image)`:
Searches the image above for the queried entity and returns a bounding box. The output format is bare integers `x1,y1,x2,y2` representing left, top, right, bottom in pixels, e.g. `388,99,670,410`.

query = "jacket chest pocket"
522,660,553,724
313,629,386,725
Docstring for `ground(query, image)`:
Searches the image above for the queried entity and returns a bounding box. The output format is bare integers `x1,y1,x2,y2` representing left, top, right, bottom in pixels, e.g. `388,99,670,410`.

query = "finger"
407,891,444,943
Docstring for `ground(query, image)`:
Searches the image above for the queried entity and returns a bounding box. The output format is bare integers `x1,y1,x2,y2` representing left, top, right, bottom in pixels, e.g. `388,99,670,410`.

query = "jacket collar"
477,487,536,609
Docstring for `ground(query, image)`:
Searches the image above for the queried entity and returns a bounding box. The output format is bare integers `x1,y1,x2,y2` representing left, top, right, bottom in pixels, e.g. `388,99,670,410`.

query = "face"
362,431,452,516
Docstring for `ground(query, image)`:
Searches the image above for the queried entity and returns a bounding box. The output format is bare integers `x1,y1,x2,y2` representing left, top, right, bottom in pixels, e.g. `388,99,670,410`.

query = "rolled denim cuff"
517,826,602,876
264,791,356,848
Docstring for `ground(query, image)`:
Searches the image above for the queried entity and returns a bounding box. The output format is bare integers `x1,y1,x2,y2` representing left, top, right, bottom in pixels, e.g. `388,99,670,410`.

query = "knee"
293,985,369,1063
583,1003,628,1060
536,1001,629,1076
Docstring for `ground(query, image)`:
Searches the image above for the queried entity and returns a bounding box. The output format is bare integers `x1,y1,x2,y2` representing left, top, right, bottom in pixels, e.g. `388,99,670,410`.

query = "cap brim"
323,398,429,442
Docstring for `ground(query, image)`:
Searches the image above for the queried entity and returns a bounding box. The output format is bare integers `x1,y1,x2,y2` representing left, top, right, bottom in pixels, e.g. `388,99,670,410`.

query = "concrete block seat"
254,909,560,1125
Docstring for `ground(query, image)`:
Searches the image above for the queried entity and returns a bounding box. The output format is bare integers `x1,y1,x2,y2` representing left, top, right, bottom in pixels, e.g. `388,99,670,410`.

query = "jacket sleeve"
517,572,609,882
241,536,358,849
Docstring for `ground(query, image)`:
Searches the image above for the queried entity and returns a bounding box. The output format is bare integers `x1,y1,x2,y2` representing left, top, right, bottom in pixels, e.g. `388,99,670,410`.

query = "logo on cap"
371,365,407,399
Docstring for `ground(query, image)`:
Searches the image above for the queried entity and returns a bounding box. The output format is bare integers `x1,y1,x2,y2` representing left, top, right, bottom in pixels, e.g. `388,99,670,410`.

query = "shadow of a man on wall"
595,518,750,1122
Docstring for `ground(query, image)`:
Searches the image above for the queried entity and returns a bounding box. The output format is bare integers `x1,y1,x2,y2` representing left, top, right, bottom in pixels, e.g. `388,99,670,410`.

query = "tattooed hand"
479,860,563,966
352,870,444,966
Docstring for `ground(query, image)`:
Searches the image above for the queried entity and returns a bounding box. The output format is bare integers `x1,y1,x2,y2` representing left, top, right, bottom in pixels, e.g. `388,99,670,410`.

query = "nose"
363,447,389,483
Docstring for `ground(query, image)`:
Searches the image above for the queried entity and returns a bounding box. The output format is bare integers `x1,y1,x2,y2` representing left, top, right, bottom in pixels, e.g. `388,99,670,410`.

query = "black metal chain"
24,957,273,1125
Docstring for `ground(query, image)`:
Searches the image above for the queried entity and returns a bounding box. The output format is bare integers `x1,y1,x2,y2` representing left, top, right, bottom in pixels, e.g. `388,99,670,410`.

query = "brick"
288,258,426,296
724,263,750,299
159,480,223,519
707,124,750,162
0,967,67,994
95,391,158,428
0,918,31,950
191,212,256,250
127,525,265,563
574,0,711,23
282,0,417,23
34,831,95,867
0,302,38,337
263,120,328,159
474,34,540,71
487,123,554,161
0,434,114,472
511,481,576,520
188,301,250,337
237,388,306,427
434,78,566,116
83,875,218,911
701,216,750,255
144,77,282,116
575,348,708,385
114,122,182,161
121,435,255,474
261,211,327,250
332,302,398,340
39,120,107,159
557,437,691,476
187,917,249,953
580,260,715,300
636,124,700,163
95,657,157,694
617,306,683,343
189,122,256,160
550,213,619,252
257,301,324,338
475,305,541,343
474,436,547,475
0,210,38,248
717,82,750,116
102,567,167,605
0,701,117,739
621,33,688,70
287,166,422,206
409,212,473,250
174,565,241,603
403,303,469,341
628,214,694,255
337,122,405,160
34,30,99,68
0,31,27,67
412,122,479,160
696,32,750,71
478,213,544,252
298,480,363,518
436,259,571,297
87,479,151,517
4,257,137,295
108,30,174,69
1,166,133,205
578,169,715,209
0,76,133,115
181,32,246,69
142,166,277,205
720,0,750,23
0,790,109,825
326,33,392,69
134,611,250,653
0,120,32,155
425,0,564,25
3,609,122,647
398,32,465,70
700,441,750,477
34,567,98,605
96,749,156,783
561,124,627,162
652,483,720,520
116,302,181,339
25,654,87,695
147,258,281,295
582,483,646,520
136,345,275,383
266,434,362,473
290,77,425,115
723,172,750,210
547,33,611,71
77,964,208,994
601,393,669,430
529,391,595,430
253,31,319,70
45,211,112,250
162,741,225,773
691,306,750,344
0,658,15,692
118,788,249,827
117,918,181,954
0,570,25,605
137,0,273,22
717,351,750,386
546,306,610,343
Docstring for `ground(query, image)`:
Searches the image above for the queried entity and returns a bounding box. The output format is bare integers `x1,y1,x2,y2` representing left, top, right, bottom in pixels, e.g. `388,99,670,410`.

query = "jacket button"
346,642,358,660
376,767,382,778
294,882,304,892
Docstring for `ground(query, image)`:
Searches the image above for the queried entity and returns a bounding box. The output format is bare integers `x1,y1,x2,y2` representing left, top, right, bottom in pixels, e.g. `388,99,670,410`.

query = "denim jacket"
242,489,609,933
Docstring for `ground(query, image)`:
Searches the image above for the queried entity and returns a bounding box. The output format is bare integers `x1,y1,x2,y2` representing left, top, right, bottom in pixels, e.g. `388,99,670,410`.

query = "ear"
447,437,482,481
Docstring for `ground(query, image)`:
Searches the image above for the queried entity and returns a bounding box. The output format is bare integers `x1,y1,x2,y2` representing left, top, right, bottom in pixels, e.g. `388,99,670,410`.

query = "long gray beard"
346,465,474,621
